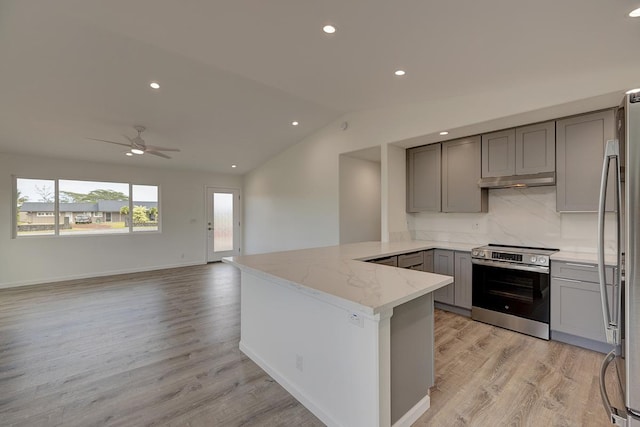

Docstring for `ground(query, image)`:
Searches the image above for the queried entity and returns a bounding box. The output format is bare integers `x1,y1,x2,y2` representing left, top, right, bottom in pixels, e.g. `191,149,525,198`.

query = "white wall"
243,74,635,254
0,152,241,287
339,155,381,244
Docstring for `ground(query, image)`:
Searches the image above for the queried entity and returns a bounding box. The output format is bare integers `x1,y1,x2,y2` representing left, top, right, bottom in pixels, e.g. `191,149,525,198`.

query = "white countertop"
223,241,467,316
550,250,619,266
223,240,620,316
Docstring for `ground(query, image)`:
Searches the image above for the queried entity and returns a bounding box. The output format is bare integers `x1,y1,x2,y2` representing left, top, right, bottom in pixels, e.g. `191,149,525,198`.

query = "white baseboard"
239,341,343,427
0,261,204,289
392,393,431,427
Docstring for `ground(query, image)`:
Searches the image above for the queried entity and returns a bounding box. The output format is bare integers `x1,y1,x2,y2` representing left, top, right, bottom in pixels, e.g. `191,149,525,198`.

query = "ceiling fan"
88,125,180,159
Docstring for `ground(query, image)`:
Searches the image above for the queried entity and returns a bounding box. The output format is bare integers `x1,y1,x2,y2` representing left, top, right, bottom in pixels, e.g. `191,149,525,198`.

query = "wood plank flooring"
0,263,614,426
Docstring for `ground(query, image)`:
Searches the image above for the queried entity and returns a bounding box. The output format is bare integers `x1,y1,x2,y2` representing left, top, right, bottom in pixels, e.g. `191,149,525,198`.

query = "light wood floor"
0,263,613,426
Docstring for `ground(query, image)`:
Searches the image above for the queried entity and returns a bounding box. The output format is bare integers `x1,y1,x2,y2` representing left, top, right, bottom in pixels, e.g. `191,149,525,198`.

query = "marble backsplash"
406,186,620,254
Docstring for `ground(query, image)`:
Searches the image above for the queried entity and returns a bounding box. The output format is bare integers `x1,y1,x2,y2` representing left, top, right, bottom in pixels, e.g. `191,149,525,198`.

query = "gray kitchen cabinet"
407,144,441,212
454,252,472,309
372,256,398,267
550,261,616,347
556,109,616,212
482,122,555,178
515,121,556,175
441,136,487,213
423,250,434,273
397,251,424,271
481,129,516,177
433,249,455,305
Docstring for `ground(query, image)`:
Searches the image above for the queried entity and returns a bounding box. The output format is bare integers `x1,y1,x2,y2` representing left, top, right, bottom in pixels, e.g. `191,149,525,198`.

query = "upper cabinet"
481,129,516,177
556,109,616,212
442,136,487,213
515,121,556,175
407,144,441,213
481,121,555,178
407,136,487,213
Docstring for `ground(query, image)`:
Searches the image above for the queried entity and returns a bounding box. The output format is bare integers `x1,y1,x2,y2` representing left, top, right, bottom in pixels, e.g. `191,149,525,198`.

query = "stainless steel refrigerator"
599,91,640,426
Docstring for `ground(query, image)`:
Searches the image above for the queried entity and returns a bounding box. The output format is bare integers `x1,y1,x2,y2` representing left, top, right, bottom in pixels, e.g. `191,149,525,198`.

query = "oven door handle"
471,258,549,274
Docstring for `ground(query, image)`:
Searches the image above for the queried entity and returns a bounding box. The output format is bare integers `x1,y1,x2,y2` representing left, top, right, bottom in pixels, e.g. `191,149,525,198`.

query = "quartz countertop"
223,241,469,316
223,240,620,316
551,250,619,266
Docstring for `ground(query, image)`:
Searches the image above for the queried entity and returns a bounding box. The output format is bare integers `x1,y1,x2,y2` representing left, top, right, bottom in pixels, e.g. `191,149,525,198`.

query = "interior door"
206,187,240,262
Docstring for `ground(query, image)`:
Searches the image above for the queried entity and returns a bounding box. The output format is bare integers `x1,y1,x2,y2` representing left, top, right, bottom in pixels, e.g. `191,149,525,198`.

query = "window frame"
13,175,161,238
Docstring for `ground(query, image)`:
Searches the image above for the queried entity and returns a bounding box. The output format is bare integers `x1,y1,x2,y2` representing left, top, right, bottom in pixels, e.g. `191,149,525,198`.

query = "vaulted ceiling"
1,1,639,173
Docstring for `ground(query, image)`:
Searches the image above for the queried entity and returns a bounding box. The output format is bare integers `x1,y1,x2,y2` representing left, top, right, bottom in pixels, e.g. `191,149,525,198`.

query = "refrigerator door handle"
598,139,623,346
600,350,628,426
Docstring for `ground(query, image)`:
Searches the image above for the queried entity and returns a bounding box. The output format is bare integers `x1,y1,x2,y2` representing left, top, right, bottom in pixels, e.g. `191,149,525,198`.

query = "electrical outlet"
472,223,479,230
296,354,303,372
348,312,364,328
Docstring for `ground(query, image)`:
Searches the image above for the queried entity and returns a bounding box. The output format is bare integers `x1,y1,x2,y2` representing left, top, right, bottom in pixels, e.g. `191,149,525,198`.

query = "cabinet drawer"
373,256,398,267
398,251,424,268
551,261,614,284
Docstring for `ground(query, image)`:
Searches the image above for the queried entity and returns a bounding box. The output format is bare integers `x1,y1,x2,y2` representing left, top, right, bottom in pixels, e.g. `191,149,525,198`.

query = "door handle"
598,139,623,346
599,350,627,426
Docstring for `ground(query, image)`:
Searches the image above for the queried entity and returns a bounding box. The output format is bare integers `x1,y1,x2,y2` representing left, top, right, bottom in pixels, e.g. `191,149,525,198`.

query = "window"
14,177,160,238
132,184,159,232
16,178,56,237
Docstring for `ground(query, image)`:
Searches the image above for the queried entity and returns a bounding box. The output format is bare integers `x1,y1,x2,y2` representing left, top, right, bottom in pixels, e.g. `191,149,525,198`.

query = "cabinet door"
433,250,455,305
407,144,441,212
423,250,434,273
515,121,555,175
454,252,472,309
556,110,616,212
442,136,487,213
550,277,612,343
481,129,516,177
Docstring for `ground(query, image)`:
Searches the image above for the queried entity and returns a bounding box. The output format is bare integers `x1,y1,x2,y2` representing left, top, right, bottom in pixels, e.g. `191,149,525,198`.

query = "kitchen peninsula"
223,241,462,427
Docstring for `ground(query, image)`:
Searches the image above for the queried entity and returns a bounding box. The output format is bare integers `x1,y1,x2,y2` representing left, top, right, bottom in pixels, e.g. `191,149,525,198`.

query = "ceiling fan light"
131,148,145,155
125,152,133,156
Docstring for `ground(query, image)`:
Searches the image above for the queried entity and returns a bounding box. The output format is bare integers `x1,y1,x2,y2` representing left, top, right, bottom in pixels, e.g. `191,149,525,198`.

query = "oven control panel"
471,247,553,267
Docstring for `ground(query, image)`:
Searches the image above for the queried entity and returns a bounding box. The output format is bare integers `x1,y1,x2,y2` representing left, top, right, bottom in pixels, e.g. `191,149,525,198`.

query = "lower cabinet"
454,252,472,310
432,250,472,310
550,261,616,350
433,250,455,305
371,256,398,267
371,248,472,312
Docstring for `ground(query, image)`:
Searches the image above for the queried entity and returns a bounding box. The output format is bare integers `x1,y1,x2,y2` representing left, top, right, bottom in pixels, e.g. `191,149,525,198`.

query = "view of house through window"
15,177,159,237
16,178,56,237
59,180,130,236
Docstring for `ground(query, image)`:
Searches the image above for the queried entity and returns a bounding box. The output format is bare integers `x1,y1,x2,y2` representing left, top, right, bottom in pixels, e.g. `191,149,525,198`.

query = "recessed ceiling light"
629,7,640,17
439,131,449,136
626,88,640,94
131,148,145,155
149,82,160,89
125,152,133,157
394,70,406,76
232,164,237,168
323,25,336,34
292,121,299,126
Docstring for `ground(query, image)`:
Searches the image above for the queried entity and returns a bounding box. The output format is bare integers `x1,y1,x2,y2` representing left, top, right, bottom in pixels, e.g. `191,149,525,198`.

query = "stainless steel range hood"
478,172,556,189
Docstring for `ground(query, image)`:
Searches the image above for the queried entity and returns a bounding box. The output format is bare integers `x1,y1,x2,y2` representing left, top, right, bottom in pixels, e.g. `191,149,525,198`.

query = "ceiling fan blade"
146,150,171,159
123,135,135,144
87,138,131,148
145,144,180,152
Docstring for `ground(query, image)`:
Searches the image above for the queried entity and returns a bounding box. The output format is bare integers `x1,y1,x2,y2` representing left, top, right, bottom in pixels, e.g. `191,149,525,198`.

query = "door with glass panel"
206,188,240,262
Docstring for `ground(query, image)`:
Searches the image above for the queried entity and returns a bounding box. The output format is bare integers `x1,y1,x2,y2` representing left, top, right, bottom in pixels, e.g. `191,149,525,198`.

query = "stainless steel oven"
471,244,558,340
